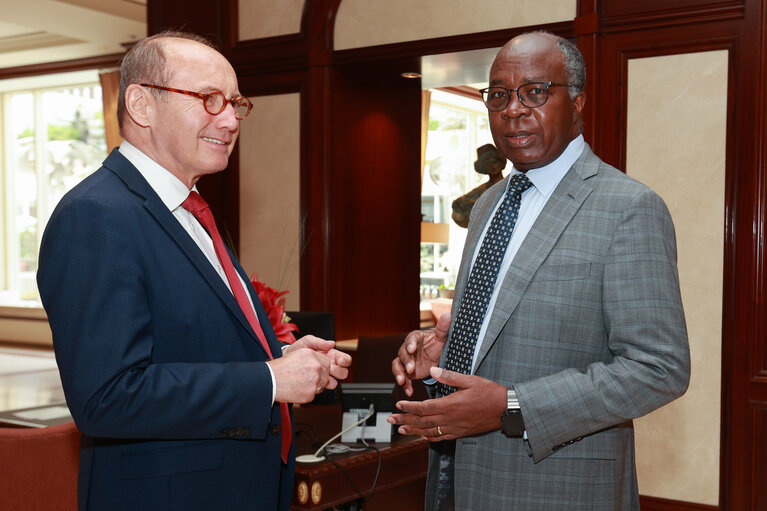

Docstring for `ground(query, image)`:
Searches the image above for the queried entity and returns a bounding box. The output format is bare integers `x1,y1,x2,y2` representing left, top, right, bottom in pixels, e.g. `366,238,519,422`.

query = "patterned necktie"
182,191,292,463
438,173,533,396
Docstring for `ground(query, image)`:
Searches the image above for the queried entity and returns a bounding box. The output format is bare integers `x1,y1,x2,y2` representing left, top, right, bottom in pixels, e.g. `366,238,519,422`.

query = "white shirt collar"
510,134,585,197
118,140,194,211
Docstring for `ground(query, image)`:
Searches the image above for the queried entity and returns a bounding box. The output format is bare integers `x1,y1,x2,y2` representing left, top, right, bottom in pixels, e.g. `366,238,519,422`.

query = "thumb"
430,366,471,389
434,313,452,340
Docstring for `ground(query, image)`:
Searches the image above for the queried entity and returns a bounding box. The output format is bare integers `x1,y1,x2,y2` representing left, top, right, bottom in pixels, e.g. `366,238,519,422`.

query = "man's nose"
502,91,530,117
216,102,240,129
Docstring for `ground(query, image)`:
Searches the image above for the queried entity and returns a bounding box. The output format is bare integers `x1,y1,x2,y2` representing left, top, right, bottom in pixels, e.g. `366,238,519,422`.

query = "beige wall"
238,94,301,311
335,0,576,50
627,50,727,506
238,0,305,41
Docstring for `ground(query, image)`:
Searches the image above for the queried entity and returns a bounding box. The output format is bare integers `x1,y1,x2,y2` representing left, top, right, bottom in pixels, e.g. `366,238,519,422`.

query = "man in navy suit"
37,31,351,511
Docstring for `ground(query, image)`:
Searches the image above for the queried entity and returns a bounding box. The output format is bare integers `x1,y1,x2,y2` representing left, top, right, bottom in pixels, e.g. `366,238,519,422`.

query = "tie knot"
509,173,533,195
182,191,209,217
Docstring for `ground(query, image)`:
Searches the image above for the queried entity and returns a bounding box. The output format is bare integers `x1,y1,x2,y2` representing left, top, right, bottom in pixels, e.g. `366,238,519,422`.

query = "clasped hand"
389,313,506,440
268,335,352,404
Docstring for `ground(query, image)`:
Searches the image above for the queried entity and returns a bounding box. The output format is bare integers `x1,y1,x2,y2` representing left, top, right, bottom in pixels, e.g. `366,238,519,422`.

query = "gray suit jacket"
426,145,690,510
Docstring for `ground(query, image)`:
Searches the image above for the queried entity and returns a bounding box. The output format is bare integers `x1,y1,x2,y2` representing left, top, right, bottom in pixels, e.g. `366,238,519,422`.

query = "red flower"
249,274,298,344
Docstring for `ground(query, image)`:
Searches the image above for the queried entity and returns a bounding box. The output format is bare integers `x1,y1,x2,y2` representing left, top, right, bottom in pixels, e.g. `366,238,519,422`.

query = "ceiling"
0,0,146,69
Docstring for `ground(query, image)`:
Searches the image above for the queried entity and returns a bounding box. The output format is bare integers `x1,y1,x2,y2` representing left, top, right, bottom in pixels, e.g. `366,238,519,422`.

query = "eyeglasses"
479,82,569,110
140,84,253,120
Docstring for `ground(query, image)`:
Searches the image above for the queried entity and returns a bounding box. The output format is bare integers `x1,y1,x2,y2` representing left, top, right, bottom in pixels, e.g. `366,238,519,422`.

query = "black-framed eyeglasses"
140,84,253,120
479,82,569,110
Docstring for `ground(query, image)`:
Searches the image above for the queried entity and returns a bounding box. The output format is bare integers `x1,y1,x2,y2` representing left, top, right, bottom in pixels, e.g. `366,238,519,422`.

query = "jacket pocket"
121,442,224,480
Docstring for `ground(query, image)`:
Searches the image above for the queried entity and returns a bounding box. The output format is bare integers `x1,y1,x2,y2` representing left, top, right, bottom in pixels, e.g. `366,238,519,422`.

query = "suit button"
271,425,282,436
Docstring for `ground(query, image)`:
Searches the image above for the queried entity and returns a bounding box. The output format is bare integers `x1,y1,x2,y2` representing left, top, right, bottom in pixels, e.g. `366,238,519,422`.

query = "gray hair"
555,36,586,99
117,31,216,133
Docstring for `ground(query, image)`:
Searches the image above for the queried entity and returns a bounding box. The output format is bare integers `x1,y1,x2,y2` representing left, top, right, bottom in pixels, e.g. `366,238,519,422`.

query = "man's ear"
571,91,586,131
124,84,152,128
572,91,586,116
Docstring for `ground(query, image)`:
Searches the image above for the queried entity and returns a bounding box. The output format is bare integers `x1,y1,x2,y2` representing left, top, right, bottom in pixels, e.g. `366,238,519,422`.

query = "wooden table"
292,403,428,511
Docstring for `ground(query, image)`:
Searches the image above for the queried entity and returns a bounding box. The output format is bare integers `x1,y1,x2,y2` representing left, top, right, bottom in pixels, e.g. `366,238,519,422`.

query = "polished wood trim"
576,0,601,150
0,53,124,80
437,86,482,102
599,1,745,32
639,495,719,511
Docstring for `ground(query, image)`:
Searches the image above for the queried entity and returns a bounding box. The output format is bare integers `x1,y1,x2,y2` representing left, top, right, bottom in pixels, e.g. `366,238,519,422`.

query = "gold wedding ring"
437,425,443,436
316,384,324,393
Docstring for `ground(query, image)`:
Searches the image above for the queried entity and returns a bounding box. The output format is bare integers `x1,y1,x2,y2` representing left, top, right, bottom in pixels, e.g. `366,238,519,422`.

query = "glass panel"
9,93,37,300
1,82,105,306
420,91,496,315
42,86,106,216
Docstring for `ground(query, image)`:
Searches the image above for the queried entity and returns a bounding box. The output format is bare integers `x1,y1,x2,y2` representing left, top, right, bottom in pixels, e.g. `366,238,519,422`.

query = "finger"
329,349,352,367
430,366,471,390
328,364,349,381
398,344,418,376
302,336,336,352
395,399,429,415
392,358,414,396
404,331,423,355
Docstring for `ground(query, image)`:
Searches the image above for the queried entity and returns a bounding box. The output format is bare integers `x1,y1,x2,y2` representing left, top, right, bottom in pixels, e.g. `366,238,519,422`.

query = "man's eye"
491,90,508,99
528,87,545,96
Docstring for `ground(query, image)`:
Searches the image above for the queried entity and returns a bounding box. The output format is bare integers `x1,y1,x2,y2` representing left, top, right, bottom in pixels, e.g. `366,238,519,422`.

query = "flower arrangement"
249,273,298,344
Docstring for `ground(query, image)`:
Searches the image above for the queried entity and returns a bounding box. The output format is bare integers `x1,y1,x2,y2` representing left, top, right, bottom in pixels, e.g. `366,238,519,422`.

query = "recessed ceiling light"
401,72,422,79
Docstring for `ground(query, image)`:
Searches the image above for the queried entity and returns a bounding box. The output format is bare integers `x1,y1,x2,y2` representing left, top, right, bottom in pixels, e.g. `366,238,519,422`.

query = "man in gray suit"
389,31,690,510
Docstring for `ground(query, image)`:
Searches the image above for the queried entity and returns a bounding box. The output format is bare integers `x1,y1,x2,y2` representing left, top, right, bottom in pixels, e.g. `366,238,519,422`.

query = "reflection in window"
1,75,106,306
420,89,494,308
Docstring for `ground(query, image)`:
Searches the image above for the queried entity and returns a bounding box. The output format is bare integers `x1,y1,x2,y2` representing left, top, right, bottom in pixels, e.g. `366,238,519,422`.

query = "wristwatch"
501,387,525,437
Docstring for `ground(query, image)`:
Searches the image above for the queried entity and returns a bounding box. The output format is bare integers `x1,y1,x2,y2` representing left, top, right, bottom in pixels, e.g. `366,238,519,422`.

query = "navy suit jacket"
38,149,294,510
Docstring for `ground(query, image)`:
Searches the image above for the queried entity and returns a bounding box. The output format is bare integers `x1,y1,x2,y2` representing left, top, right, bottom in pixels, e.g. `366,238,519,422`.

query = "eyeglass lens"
203,92,250,119
483,83,551,110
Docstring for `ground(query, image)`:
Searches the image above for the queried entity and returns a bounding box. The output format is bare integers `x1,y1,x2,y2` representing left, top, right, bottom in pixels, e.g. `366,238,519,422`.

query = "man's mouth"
202,136,228,145
506,132,535,146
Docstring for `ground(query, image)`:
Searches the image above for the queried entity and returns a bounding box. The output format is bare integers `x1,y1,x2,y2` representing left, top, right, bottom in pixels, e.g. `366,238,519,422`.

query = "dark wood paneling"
599,0,745,32
325,60,422,338
640,496,719,511
147,0,229,47
752,402,767,510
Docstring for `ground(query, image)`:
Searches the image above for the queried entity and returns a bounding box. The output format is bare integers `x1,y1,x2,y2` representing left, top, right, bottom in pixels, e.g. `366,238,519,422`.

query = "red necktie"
182,191,291,463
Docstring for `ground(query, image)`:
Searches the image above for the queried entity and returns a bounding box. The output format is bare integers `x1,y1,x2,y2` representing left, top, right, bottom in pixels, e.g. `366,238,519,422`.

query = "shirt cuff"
265,363,277,405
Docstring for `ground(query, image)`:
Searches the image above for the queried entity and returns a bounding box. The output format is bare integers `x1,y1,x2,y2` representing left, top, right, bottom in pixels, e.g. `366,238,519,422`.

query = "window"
420,89,494,307
1,71,106,308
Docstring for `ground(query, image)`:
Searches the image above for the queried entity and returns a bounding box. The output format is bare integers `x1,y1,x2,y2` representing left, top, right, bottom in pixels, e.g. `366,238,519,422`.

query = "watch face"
502,410,525,437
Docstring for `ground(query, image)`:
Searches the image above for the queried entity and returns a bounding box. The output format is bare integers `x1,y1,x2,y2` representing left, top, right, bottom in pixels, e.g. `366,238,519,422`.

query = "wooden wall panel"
752,402,767,510
325,60,422,338
593,1,766,508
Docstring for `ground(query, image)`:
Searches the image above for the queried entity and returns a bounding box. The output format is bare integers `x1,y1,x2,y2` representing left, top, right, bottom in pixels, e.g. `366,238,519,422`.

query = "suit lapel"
102,151,265,351
473,147,599,370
